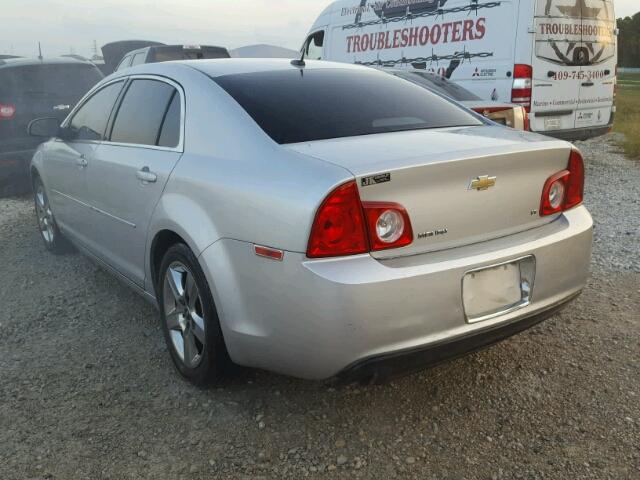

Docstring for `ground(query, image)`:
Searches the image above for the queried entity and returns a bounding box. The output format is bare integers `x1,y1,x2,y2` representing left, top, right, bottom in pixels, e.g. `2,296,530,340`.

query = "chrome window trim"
61,77,127,134
62,75,185,153
102,74,186,153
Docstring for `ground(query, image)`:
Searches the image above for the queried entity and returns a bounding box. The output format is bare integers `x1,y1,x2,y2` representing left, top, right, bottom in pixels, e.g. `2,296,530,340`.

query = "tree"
618,12,640,67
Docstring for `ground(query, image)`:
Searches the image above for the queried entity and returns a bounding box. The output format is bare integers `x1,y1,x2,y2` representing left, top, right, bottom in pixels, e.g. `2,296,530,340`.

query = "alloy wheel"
163,262,206,368
35,184,55,244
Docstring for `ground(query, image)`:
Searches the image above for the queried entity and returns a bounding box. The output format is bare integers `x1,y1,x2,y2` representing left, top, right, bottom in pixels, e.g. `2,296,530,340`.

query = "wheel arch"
145,191,223,296
149,229,187,294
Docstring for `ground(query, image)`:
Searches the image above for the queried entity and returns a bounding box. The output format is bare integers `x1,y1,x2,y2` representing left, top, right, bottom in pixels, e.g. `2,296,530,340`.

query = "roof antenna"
291,48,306,67
38,41,43,61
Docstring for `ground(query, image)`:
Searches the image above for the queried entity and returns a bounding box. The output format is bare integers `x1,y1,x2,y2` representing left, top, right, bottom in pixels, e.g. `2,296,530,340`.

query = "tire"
33,176,73,254
158,243,230,386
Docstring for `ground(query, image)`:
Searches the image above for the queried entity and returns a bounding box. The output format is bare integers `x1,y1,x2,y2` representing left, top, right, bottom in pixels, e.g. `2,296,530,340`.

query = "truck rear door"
531,0,616,135
531,0,583,133
575,0,616,131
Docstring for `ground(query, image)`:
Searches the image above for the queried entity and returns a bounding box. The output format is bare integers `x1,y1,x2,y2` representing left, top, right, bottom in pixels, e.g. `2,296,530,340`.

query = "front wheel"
33,176,72,254
158,243,230,386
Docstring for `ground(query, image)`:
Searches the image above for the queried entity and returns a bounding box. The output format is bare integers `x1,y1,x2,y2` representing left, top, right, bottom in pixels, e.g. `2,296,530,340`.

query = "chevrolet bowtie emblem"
469,175,497,191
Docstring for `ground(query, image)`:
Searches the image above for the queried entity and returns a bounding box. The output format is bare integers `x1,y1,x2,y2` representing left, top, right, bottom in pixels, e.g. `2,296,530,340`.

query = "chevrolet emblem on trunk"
469,175,497,191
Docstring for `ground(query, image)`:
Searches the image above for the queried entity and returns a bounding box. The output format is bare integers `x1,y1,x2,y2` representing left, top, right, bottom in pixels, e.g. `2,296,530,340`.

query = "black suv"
0,57,103,194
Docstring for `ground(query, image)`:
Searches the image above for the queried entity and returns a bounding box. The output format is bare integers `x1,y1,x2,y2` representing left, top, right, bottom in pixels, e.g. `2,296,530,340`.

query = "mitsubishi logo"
469,175,497,191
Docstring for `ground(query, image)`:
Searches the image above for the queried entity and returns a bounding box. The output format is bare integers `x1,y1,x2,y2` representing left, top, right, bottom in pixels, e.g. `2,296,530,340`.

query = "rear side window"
68,81,124,141
158,92,181,148
214,68,482,144
116,55,132,71
110,79,180,147
130,52,147,66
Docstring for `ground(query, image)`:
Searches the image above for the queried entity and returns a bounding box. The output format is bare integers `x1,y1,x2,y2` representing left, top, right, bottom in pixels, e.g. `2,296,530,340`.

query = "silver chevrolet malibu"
28,59,593,385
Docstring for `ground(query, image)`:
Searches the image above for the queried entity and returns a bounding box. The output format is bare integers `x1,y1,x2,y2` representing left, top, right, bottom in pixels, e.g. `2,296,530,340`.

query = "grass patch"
614,86,640,159
619,72,640,87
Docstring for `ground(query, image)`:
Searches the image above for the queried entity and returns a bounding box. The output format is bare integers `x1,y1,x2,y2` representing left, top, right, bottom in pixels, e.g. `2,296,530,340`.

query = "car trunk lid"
286,126,573,258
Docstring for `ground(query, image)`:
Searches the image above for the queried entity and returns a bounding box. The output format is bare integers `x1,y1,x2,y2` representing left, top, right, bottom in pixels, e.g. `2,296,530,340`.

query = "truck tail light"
307,181,413,258
540,149,584,216
511,64,532,113
472,105,529,131
0,103,16,120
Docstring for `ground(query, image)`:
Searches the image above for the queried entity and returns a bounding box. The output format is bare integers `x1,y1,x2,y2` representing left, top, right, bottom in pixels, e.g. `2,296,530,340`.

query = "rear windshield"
0,64,103,99
151,46,230,62
395,71,481,102
213,68,482,144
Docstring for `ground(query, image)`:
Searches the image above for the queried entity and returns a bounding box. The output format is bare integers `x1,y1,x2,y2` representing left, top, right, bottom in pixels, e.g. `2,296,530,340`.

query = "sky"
1,0,639,58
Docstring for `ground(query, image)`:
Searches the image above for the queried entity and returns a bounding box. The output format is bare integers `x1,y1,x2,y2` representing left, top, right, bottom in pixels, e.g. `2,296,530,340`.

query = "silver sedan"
28,59,593,384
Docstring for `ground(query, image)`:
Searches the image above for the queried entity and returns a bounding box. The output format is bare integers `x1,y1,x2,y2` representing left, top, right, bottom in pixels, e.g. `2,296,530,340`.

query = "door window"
68,81,124,141
110,79,179,147
303,31,325,60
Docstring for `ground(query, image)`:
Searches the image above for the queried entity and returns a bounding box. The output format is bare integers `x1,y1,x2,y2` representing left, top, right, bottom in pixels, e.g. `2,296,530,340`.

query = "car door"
44,80,125,245
575,0,616,130
82,76,184,286
530,0,585,134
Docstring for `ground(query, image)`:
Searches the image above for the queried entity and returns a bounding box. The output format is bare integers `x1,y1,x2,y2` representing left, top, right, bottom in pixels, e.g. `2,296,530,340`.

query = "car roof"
180,58,368,77
0,56,96,69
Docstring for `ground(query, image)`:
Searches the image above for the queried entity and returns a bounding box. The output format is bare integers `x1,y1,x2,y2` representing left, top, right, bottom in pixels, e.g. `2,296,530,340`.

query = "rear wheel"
33,176,72,254
158,243,229,386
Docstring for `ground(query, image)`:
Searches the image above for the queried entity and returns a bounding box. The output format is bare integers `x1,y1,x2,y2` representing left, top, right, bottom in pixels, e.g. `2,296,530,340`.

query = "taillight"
306,181,368,258
306,181,413,258
0,103,16,120
362,202,413,251
512,64,532,113
540,149,584,216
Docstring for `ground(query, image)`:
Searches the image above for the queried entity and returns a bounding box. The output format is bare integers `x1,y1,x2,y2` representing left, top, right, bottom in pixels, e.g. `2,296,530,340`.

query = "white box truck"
303,0,617,140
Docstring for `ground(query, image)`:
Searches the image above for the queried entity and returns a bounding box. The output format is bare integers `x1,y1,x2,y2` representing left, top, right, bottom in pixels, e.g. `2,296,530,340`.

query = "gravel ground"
0,134,638,480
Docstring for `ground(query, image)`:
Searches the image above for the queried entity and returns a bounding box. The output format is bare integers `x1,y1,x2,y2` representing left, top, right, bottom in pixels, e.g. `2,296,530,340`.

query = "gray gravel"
575,133,640,273
0,134,638,480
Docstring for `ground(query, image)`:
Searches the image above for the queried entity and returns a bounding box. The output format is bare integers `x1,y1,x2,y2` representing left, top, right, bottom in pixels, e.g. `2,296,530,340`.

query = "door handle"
76,154,88,168
582,81,594,87
136,167,157,183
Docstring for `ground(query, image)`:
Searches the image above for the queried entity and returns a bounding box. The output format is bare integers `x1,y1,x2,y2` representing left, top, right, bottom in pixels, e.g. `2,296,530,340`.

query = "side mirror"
28,117,61,138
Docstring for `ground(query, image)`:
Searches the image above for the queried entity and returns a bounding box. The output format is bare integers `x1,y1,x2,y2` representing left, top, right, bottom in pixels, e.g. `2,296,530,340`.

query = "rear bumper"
200,206,593,380
538,123,613,142
336,292,578,383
